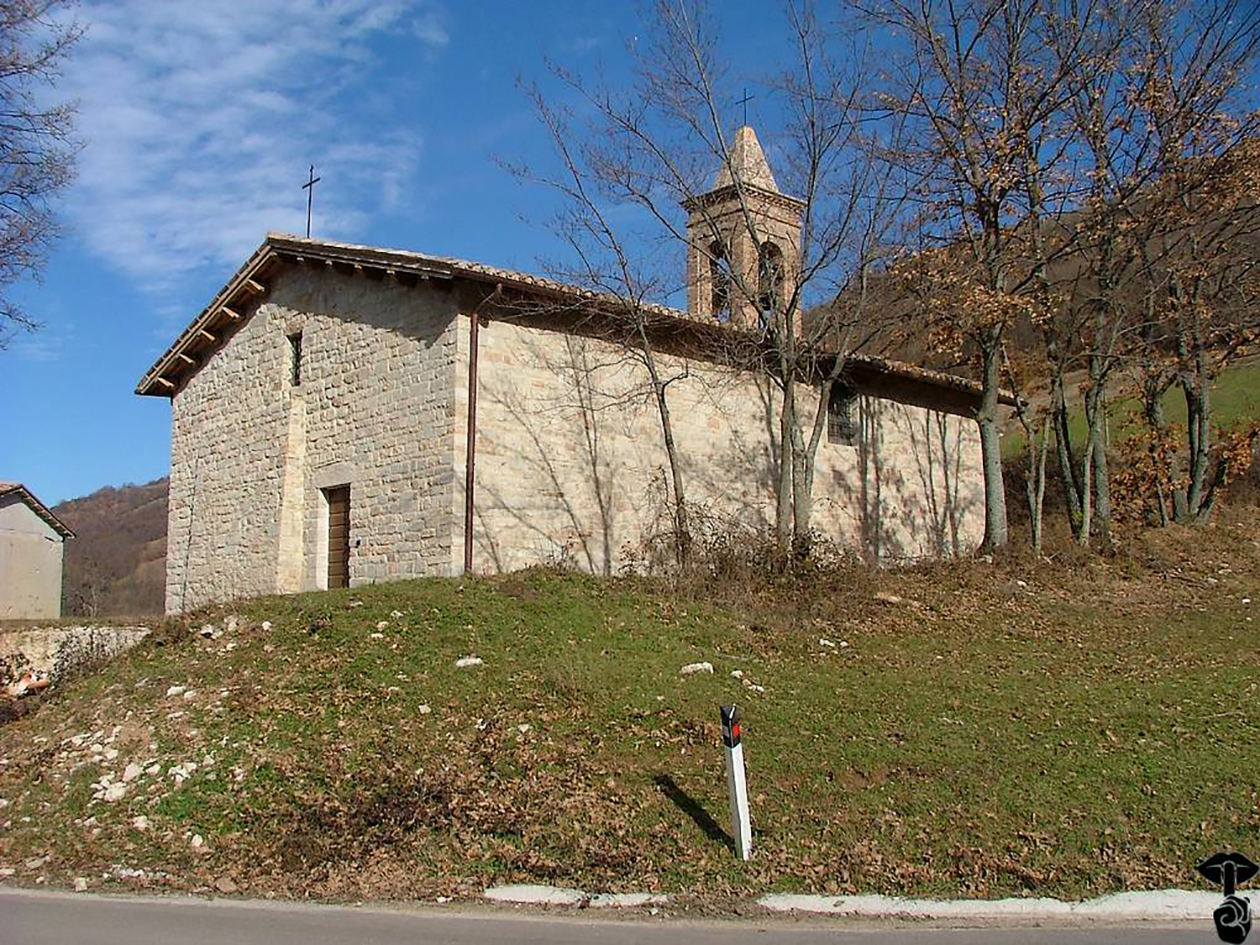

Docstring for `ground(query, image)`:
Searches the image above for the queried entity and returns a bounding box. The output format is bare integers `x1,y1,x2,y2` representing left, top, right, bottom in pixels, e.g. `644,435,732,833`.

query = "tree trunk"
1179,380,1209,521
977,332,1008,554
1023,416,1049,555
1182,366,1213,522
1091,430,1112,548
1081,357,1112,547
976,335,1008,552
1083,383,1112,548
1050,374,1083,533
1077,422,1094,546
654,382,690,564
776,382,795,550
641,347,690,565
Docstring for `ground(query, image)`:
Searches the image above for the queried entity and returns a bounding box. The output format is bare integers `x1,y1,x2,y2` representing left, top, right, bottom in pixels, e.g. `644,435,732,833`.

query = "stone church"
138,126,1007,614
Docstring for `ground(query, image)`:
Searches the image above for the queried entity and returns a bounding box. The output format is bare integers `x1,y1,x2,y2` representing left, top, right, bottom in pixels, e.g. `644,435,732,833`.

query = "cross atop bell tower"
683,126,805,328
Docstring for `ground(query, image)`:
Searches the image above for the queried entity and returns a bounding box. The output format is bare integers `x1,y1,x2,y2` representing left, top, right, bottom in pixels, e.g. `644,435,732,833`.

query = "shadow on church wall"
466,324,983,573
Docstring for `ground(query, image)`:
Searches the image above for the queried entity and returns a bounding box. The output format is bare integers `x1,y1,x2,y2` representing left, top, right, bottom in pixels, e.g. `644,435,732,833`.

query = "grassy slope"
1,525,1258,903
1003,358,1260,459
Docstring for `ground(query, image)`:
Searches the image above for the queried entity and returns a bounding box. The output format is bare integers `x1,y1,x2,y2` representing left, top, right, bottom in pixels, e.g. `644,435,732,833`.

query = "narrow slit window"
288,331,302,386
828,384,859,446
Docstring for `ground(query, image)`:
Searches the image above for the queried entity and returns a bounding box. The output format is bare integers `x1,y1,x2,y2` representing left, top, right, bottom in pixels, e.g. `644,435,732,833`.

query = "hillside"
0,522,1256,904
53,478,168,618
1002,356,1260,457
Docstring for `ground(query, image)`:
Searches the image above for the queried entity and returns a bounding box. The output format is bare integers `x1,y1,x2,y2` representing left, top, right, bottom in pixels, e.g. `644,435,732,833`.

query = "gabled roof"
0,482,75,538
135,233,1017,414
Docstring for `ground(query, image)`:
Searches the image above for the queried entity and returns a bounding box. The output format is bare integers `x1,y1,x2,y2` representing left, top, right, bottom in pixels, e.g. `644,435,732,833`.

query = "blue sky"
2,0,797,505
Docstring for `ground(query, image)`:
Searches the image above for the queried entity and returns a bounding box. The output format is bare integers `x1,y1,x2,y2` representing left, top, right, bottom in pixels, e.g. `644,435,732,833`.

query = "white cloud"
12,326,74,363
412,8,451,47
59,1,448,312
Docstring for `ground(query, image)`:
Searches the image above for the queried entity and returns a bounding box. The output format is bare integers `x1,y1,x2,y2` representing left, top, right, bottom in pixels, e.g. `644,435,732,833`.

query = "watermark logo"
1198,851,1258,944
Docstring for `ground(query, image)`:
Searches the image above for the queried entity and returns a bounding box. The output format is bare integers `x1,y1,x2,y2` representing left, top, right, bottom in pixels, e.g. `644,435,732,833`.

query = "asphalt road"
0,888,1219,945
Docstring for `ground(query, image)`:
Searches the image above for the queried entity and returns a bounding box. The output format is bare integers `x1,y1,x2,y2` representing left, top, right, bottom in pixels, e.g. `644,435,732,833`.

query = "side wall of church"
452,318,984,575
166,267,459,613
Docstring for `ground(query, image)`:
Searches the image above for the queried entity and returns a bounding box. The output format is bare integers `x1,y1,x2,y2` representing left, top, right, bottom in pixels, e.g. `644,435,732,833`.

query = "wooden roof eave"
137,232,1019,418
135,243,281,397
137,237,473,398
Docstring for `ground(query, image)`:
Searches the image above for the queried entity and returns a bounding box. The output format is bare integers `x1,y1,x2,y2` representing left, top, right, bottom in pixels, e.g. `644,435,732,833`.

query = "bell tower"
684,126,805,328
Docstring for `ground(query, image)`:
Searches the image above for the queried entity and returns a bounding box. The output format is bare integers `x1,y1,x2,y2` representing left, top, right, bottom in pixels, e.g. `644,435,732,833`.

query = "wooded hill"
53,479,167,618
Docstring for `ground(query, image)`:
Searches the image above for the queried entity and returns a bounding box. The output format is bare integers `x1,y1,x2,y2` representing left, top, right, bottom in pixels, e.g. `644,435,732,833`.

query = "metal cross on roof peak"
302,164,321,238
736,87,755,127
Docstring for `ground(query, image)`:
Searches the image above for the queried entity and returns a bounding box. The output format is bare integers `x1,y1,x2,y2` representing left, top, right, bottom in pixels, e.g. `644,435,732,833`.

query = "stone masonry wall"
166,266,459,613
167,264,980,610
453,318,983,574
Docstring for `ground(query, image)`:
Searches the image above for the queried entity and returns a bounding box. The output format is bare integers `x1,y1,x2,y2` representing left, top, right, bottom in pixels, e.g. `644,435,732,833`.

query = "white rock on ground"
680,662,714,675
121,763,142,783
95,782,126,803
455,656,484,668
758,889,1221,920
165,686,185,697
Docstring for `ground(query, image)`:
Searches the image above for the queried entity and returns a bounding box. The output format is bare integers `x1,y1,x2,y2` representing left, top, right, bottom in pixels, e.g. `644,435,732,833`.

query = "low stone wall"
1,625,151,696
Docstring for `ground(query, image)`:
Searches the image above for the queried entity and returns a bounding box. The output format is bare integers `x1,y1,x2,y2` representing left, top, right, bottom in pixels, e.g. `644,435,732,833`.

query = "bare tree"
521,0,916,561
510,80,699,564
1132,146,1260,523
856,0,1095,553
1038,0,1260,540
0,0,82,347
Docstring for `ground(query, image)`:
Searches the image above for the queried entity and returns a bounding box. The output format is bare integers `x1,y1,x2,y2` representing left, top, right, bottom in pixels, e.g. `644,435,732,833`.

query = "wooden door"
325,486,350,589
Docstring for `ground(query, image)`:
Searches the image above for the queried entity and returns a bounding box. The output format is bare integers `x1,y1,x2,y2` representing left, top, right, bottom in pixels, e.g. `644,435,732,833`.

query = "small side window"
287,331,302,387
827,383,859,446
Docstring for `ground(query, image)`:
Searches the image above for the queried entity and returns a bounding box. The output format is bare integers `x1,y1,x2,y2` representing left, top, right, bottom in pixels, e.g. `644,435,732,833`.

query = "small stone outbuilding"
0,482,74,620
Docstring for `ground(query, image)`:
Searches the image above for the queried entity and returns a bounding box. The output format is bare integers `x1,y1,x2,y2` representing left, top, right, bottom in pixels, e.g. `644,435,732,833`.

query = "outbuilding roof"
135,233,1018,415
0,482,75,539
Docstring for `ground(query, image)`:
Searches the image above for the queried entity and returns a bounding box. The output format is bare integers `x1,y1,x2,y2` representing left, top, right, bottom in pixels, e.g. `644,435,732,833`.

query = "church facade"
139,128,1005,614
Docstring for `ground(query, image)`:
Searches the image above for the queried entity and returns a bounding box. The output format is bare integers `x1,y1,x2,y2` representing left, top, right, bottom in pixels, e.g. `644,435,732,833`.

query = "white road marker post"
721,703,752,861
